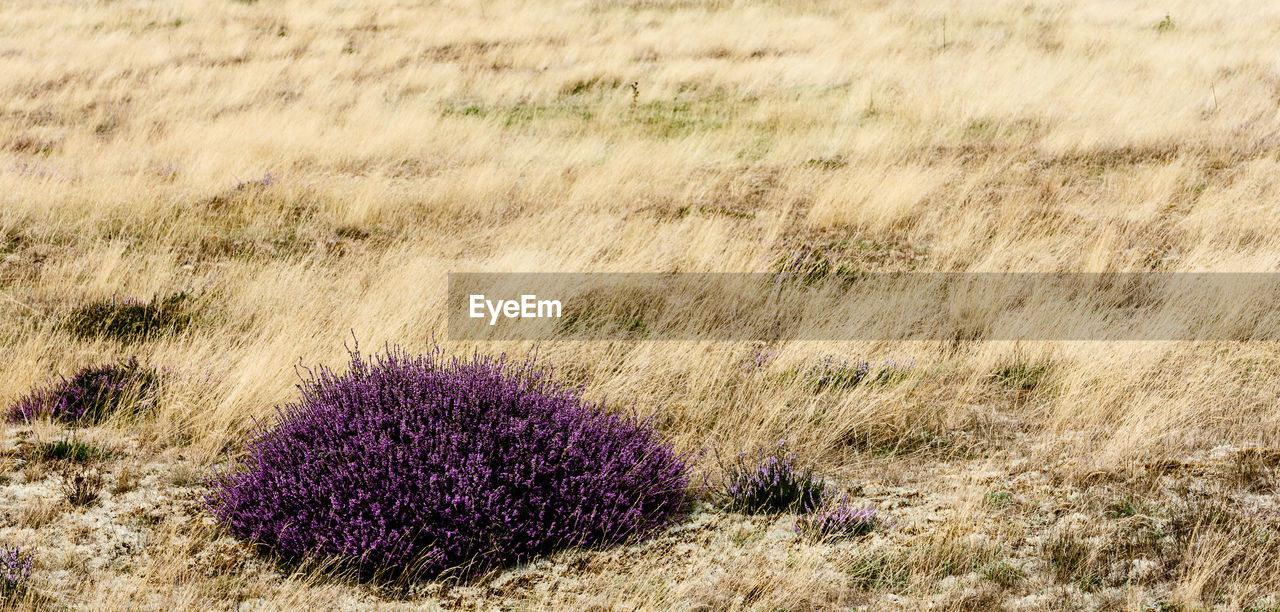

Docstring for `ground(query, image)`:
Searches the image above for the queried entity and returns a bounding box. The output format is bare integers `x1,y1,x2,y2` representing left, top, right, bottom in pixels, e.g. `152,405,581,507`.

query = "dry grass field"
4,0,1280,609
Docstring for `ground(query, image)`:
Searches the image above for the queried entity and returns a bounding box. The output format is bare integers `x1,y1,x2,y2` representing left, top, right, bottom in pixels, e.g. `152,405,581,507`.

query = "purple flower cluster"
798,356,913,391
153,163,180,181
7,161,67,181
205,345,692,578
233,170,277,191
717,441,826,514
0,544,33,598
795,496,878,541
737,345,778,371
5,358,160,425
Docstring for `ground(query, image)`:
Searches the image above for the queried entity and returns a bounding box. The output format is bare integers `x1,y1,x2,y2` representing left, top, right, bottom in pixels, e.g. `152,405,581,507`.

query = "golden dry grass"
3,0,1280,609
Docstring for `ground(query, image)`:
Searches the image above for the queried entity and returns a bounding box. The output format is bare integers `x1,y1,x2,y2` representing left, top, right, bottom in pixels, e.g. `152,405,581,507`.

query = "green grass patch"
442,102,594,126
984,489,1012,508
28,438,114,463
629,94,734,138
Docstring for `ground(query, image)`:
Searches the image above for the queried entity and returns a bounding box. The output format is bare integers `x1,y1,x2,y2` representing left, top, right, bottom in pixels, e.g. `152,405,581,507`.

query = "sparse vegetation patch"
63,292,197,343
794,356,913,391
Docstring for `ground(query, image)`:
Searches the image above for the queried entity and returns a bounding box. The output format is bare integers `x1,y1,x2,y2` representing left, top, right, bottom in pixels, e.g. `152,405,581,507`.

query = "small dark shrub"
5,358,161,425
716,441,826,514
992,359,1048,391
206,345,692,579
772,245,859,286
556,302,651,338
795,496,878,541
333,225,372,241
804,156,847,170
26,438,112,463
64,292,196,342
59,465,103,507
0,544,34,600
797,356,912,391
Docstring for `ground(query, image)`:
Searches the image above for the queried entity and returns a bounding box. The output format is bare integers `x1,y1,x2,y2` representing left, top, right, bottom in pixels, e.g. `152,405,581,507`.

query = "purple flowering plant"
795,496,879,542
0,544,33,599
7,162,67,182
233,170,278,191
715,440,826,514
5,358,161,425
736,345,778,371
205,344,693,579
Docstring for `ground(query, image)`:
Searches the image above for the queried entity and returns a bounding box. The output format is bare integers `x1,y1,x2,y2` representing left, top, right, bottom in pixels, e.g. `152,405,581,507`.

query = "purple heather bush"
716,441,826,515
206,345,692,579
0,544,33,599
5,358,160,425
795,496,879,541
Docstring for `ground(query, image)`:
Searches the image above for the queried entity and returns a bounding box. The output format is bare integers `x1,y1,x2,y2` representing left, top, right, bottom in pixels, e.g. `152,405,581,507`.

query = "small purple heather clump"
234,169,277,191
737,345,778,371
0,544,34,599
717,440,826,515
8,162,67,181
800,356,871,390
795,496,879,542
5,358,160,425
206,344,692,579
